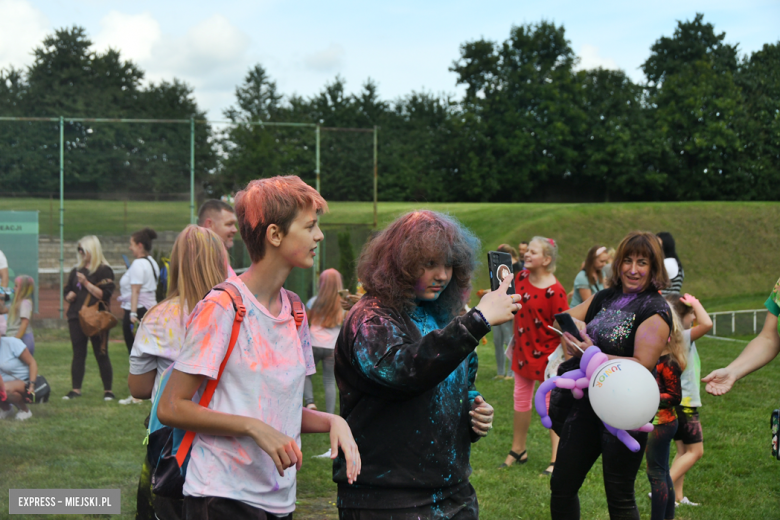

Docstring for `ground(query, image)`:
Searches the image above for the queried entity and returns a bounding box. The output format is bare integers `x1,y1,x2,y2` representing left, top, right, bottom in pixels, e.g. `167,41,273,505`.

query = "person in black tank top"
548,232,673,520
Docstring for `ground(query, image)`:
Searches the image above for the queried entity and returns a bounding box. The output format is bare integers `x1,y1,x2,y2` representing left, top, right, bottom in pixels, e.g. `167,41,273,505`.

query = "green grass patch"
3,199,780,303
2,331,779,519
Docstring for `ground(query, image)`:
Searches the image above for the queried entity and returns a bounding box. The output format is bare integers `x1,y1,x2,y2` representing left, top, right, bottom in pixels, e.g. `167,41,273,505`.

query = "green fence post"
59,116,64,319
190,117,195,224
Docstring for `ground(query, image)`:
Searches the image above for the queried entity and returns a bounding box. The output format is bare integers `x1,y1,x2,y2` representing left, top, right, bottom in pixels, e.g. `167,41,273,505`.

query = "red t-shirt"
512,270,569,381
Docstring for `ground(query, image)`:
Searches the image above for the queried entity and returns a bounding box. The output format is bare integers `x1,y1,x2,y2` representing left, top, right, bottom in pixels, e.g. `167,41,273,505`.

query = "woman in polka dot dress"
500,236,569,476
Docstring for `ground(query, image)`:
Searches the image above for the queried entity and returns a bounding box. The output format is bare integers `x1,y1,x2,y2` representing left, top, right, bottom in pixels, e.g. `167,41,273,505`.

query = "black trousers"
123,308,148,355
68,319,112,391
182,497,291,520
550,398,648,520
339,484,478,520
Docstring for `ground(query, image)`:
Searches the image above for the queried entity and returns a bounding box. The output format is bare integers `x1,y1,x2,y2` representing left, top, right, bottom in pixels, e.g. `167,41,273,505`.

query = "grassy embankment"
2,198,777,309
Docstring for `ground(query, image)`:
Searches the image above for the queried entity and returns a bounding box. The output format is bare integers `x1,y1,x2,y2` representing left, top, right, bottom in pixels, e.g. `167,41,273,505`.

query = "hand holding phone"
554,313,584,342
487,251,515,295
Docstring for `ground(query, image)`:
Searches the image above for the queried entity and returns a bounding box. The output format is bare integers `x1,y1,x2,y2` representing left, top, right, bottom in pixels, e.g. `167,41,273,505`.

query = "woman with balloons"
548,231,673,520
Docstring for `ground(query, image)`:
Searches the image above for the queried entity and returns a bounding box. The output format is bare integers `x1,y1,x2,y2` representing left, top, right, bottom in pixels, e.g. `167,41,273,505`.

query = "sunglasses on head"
77,247,85,254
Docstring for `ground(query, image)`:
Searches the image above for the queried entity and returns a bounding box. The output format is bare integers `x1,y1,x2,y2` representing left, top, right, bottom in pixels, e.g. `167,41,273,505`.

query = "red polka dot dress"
512,270,569,381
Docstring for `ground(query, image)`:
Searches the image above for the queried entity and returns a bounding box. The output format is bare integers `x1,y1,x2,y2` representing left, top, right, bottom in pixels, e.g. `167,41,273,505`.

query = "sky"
0,0,778,118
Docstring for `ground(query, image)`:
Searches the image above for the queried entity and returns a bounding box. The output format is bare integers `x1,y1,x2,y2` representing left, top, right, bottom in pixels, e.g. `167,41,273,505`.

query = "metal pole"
373,126,378,229
190,117,196,224
59,116,64,320
312,125,321,298
315,125,321,193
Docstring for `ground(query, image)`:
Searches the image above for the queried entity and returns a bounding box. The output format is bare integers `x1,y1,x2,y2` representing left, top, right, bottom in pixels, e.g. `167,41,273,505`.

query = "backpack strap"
284,289,305,330
175,282,246,468
144,256,159,284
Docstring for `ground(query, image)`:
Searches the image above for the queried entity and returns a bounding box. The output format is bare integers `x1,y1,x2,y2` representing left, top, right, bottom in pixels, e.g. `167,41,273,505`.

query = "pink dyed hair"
235,176,328,262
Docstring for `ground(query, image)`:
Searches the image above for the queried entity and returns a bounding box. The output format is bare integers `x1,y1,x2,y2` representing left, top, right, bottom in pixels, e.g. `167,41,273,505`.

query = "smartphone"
338,289,350,299
487,251,515,295
554,313,583,342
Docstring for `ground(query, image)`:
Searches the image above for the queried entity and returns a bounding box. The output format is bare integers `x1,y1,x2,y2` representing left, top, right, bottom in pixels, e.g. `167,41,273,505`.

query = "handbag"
78,295,118,338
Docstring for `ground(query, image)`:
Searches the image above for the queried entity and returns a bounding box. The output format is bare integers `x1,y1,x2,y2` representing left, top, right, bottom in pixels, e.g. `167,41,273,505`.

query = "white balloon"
588,359,660,430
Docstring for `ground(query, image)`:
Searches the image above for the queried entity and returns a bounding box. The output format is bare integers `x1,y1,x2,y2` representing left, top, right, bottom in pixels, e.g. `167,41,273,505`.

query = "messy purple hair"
357,210,480,323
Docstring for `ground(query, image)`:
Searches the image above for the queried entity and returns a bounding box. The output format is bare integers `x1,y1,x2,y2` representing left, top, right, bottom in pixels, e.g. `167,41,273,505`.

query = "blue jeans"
646,419,678,520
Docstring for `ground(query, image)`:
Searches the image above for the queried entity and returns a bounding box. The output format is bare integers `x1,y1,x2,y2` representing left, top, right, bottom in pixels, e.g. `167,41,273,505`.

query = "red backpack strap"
176,282,245,467
284,289,305,330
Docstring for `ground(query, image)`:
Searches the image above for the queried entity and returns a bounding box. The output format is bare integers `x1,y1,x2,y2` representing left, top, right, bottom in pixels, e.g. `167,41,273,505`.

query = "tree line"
1,14,778,202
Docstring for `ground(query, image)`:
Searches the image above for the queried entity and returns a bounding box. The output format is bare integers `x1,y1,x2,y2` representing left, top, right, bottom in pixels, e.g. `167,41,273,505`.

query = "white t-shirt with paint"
129,297,188,401
175,277,315,514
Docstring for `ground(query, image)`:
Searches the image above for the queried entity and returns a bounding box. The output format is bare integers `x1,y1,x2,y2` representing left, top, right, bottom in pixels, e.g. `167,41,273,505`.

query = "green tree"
643,15,749,200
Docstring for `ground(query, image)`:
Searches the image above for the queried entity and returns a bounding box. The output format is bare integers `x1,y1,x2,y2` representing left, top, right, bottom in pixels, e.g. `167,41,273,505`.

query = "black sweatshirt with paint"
333,295,490,510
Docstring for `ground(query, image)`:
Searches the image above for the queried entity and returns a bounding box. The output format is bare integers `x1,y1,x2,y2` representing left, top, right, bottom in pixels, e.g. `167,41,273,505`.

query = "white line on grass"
704,335,749,343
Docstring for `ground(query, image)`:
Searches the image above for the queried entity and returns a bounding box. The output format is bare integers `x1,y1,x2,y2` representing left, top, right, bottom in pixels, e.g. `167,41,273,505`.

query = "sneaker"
118,396,144,405
679,497,700,506
313,449,332,459
103,392,116,401
15,409,32,421
62,391,82,400
0,406,15,419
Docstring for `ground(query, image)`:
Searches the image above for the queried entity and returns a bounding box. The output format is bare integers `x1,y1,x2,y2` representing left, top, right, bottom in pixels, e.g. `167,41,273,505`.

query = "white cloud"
93,11,161,64
577,44,619,71
0,0,49,69
304,43,345,72
92,12,251,114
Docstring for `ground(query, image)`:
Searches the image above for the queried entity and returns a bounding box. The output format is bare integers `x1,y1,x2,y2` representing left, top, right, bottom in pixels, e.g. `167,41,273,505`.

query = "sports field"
2,198,778,518
1,328,777,519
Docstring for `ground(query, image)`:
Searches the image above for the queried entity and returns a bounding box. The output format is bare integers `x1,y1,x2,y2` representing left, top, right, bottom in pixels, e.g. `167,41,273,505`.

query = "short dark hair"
519,241,529,246
197,199,234,226
131,227,157,252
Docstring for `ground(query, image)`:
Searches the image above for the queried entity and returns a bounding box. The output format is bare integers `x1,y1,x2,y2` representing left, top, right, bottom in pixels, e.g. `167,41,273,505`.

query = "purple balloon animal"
535,345,654,452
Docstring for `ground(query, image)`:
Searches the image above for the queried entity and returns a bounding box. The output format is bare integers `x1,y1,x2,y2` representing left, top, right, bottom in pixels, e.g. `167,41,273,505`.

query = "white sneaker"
312,449,332,459
15,410,32,421
118,396,144,405
679,497,700,506
0,407,15,419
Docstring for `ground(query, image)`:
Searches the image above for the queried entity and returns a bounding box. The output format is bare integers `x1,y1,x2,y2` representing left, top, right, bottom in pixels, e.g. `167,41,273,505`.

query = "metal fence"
709,309,768,337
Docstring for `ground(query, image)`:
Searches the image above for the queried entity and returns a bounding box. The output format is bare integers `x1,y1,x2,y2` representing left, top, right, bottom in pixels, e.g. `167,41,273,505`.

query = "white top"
664,257,679,280
175,277,315,513
118,256,159,311
6,299,33,337
679,329,702,408
129,298,188,401
0,250,7,270
309,324,340,349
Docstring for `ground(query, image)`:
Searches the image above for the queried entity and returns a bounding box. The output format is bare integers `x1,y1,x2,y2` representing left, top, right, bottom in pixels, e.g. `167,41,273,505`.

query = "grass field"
2,329,778,519
1,198,778,306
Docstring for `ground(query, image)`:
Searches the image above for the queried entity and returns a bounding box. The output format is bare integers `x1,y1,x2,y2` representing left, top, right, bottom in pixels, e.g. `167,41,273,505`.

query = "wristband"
130,312,138,318
474,308,491,330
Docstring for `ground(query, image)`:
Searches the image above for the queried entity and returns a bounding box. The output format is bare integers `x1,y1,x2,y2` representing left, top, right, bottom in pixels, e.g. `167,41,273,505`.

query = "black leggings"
646,419,678,520
122,308,148,355
550,398,648,520
68,320,113,391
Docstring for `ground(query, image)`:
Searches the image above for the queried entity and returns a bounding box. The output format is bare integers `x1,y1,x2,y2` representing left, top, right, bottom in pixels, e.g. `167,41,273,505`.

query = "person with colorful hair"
62,235,116,401
158,176,360,520
128,225,228,520
500,237,568,477
334,210,520,519
550,231,673,520
304,268,344,415
4,275,36,355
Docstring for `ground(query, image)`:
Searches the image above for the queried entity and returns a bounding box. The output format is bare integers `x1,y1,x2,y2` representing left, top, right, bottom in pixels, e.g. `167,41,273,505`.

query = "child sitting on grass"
665,292,712,507
158,176,360,520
